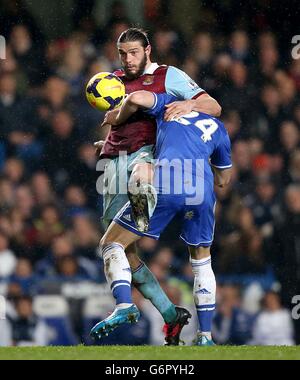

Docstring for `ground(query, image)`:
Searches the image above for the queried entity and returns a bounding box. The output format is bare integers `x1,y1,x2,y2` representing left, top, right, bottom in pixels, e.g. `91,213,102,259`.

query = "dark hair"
117,27,150,48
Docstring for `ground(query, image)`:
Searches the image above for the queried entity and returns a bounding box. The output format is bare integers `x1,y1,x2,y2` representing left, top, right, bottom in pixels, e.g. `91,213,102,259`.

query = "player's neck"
144,60,153,73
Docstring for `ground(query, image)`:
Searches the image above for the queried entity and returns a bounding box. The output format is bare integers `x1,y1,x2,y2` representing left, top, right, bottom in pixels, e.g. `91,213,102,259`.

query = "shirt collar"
143,62,160,75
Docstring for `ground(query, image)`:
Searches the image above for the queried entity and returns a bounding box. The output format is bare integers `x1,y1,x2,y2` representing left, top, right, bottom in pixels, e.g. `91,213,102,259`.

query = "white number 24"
176,112,218,143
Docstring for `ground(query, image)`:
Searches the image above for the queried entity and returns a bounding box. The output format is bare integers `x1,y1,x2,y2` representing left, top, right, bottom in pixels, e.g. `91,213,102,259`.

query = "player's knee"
99,240,122,259
131,163,153,184
189,245,211,260
99,235,106,248
128,171,140,194
99,233,114,252
99,236,107,256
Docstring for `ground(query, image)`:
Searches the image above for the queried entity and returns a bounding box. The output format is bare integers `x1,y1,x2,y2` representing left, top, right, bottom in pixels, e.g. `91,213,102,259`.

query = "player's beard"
124,53,148,80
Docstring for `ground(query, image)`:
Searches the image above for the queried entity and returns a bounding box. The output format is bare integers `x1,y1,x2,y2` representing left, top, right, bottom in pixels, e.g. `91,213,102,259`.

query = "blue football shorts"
114,190,217,247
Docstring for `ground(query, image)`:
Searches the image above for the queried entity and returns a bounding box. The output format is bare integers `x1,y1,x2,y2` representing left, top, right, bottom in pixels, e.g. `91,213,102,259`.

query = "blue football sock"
196,306,215,332
132,262,177,323
111,280,133,305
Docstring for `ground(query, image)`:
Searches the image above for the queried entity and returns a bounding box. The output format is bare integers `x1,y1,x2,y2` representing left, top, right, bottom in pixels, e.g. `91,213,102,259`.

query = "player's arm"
101,91,155,127
164,66,221,120
116,91,155,125
210,125,232,187
165,93,221,121
114,91,156,124
211,166,232,187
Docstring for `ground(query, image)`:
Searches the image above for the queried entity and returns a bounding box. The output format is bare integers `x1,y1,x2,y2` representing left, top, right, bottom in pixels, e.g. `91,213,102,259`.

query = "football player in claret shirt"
94,28,221,345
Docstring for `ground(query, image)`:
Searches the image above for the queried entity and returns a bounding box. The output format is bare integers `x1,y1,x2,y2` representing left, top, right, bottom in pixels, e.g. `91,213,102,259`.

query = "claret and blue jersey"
115,92,232,247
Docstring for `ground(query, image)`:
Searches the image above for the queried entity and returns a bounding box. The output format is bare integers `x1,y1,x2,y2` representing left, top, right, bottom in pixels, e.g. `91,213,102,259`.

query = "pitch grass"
0,346,299,360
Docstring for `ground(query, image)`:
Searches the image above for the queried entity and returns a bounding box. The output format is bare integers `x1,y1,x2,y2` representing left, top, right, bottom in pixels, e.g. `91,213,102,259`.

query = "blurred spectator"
38,76,70,125
70,215,100,261
30,172,57,207
10,296,48,346
0,177,15,209
153,27,182,66
256,35,279,86
32,204,65,250
42,109,80,189
232,140,253,194
218,207,267,276
74,143,98,206
218,61,257,127
36,234,98,284
213,285,254,345
255,83,285,144
0,73,20,138
9,258,37,295
54,255,93,282
228,30,251,65
287,149,300,184
64,186,89,217
3,158,25,186
272,185,300,307
9,25,47,86
56,38,86,97
250,291,295,345
243,176,281,237
15,185,34,220
275,70,298,112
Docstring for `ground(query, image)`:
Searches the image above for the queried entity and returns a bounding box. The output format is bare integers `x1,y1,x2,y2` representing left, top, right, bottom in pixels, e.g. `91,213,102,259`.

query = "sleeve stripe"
211,163,233,169
192,91,206,99
149,92,158,110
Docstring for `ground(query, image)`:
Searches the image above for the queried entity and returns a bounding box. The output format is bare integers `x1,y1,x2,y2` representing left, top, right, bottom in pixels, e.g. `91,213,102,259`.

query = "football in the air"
85,72,125,111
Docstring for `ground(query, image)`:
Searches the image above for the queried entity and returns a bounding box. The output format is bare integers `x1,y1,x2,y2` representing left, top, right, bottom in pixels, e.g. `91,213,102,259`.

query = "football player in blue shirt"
91,91,232,346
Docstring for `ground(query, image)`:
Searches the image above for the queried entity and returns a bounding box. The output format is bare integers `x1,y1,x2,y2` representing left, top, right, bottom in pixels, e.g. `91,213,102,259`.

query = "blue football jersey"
115,93,232,245
146,93,232,190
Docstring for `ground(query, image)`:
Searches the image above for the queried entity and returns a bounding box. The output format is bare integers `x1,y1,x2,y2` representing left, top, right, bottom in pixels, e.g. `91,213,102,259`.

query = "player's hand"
101,109,120,127
94,140,105,157
164,100,194,121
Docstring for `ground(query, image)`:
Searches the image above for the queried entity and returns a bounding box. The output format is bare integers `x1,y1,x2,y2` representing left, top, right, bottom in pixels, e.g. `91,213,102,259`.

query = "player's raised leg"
92,200,192,344
90,222,140,339
114,200,192,345
189,245,216,346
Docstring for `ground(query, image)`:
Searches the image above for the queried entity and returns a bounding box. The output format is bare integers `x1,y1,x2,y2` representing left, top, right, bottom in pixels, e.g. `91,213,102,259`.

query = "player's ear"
145,44,151,57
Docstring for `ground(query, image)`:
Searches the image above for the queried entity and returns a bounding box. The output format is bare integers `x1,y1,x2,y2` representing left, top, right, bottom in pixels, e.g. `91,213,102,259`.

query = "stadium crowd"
0,0,299,345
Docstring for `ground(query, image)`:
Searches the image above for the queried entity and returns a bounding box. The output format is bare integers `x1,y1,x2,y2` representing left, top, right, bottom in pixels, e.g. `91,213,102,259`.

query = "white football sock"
191,256,216,333
101,243,133,306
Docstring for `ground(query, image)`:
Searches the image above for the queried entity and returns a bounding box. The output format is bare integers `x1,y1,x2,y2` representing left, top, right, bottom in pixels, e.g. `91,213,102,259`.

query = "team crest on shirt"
188,80,199,90
143,75,154,86
184,211,194,220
